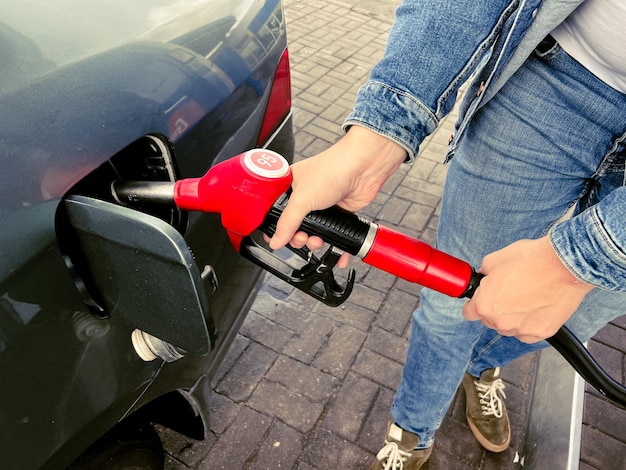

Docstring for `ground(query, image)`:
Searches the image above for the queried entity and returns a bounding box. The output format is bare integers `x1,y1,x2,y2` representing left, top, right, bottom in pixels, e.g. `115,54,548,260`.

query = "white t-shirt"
551,0,626,93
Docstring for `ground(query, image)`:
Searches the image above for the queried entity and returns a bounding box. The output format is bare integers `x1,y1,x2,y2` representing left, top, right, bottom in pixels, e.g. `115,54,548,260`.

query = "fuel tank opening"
131,329,186,363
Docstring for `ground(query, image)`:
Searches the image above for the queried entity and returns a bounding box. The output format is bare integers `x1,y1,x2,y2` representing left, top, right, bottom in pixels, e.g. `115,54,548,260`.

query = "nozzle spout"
111,180,175,205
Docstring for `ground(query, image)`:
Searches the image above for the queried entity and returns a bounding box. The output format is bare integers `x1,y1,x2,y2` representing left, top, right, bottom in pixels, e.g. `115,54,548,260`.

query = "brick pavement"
159,0,626,468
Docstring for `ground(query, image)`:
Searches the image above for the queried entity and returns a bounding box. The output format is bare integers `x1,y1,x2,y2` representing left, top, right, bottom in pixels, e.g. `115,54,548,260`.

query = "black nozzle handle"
260,193,375,257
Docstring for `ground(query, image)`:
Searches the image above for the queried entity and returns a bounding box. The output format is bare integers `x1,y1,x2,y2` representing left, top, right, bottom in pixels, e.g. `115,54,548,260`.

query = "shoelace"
376,441,411,470
475,378,506,418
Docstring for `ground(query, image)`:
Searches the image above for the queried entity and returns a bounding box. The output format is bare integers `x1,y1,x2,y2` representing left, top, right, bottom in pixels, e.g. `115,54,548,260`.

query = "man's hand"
462,237,594,343
269,125,407,266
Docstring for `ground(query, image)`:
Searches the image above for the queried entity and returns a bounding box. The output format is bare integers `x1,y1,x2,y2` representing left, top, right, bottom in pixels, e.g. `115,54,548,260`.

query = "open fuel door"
61,195,211,356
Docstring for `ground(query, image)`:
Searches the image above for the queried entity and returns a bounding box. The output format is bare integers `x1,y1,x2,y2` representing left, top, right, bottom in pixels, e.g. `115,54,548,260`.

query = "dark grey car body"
0,1,293,468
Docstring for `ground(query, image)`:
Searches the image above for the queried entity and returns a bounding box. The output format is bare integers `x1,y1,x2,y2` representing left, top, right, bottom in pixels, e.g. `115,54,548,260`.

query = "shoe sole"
466,416,511,453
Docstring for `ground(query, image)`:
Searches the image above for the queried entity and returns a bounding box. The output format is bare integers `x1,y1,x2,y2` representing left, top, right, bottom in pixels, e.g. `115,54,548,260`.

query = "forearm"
550,186,626,291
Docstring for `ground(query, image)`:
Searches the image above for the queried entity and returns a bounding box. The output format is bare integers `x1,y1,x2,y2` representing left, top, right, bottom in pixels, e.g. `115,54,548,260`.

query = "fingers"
268,230,351,268
463,296,554,344
268,196,312,250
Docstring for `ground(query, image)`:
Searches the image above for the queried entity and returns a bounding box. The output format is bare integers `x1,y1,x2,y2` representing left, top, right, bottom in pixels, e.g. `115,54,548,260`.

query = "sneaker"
462,367,511,452
369,422,432,470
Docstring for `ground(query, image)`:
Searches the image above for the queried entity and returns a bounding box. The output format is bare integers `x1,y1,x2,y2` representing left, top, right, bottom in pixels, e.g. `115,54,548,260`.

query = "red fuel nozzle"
112,149,292,251
173,149,292,250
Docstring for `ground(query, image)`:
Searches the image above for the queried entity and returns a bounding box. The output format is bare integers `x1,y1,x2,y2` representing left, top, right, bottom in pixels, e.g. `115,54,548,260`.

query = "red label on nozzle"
243,149,289,179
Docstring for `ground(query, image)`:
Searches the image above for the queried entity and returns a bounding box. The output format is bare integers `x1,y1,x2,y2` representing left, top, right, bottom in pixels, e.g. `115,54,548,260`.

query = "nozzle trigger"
239,236,354,307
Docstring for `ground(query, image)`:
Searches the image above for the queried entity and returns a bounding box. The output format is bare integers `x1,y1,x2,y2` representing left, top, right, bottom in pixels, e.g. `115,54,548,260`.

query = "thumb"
461,297,481,321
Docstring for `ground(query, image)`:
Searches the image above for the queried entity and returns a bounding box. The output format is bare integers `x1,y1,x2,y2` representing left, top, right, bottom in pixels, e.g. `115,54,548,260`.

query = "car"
0,0,293,468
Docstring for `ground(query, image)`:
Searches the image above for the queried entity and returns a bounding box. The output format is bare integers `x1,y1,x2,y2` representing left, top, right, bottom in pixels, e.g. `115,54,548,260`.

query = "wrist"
340,125,407,188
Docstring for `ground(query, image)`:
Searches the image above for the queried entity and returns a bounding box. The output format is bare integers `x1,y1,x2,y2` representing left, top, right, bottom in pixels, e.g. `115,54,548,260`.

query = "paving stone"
400,175,449,199
247,381,324,433
400,202,434,233
240,311,294,352
199,406,271,469
295,462,315,470
255,296,319,331
434,414,484,467
405,157,438,181
394,277,424,298
247,420,307,470
579,463,596,470
266,355,337,402
586,340,623,400
215,342,278,402
293,97,331,118
348,283,386,311
377,197,410,226
374,288,419,336
583,393,626,442
299,136,333,157
308,115,344,135
318,102,351,123
313,324,366,378
282,322,332,364
315,301,376,332
301,121,341,144
580,425,626,470
428,163,449,187
159,424,214,468
210,332,251,385
292,107,317,130
424,448,476,470
361,264,397,293
351,348,403,389
358,386,395,453
611,315,626,329
209,393,240,435
395,185,442,209
300,427,372,468
593,321,626,350
293,130,316,154
322,373,379,440
363,326,408,364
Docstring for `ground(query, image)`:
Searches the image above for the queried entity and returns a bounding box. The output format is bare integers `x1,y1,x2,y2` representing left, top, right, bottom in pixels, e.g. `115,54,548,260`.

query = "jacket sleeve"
550,186,626,291
343,0,518,161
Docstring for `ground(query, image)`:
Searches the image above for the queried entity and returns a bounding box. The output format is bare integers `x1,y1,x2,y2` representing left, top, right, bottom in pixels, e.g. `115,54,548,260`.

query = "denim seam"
343,81,440,161
591,206,626,264
550,225,613,292
436,0,521,117
433,335,485,431
467,333,504,372
550,234,589,286
444,1,525,162
373,81,439,126
594,130,626,180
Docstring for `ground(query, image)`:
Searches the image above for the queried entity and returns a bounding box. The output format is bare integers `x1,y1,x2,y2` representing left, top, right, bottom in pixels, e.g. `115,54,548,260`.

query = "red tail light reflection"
257,48,292,146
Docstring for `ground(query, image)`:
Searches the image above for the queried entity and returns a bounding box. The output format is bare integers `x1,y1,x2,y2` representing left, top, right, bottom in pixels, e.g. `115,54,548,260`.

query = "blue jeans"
391,39,626,448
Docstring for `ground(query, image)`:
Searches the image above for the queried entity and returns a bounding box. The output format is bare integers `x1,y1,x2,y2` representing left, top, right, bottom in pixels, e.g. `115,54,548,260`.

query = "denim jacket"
344,0,626,291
